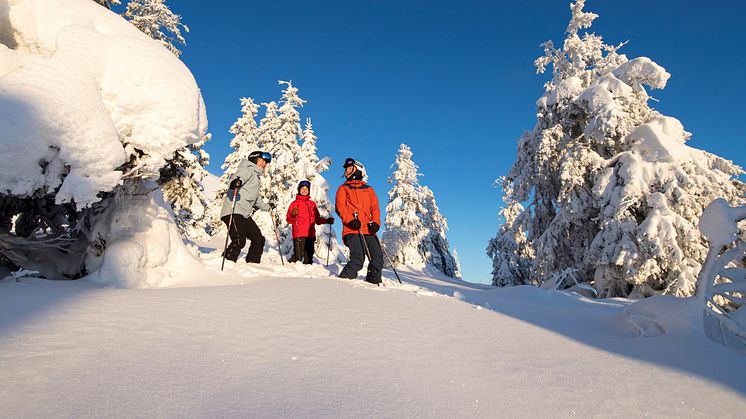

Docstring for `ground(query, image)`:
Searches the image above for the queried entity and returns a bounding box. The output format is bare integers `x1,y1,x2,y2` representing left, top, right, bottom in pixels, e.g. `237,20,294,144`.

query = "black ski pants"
221,214,265,263
340,233,384,284
290,237,316,264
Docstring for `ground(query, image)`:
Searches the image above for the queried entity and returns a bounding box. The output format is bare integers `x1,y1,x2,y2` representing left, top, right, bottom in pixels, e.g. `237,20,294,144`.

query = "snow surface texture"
2,265,746,417
0,0,206,209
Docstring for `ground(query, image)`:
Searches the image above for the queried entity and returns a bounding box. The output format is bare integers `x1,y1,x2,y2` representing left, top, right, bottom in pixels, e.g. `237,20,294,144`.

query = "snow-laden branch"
696,198,746,351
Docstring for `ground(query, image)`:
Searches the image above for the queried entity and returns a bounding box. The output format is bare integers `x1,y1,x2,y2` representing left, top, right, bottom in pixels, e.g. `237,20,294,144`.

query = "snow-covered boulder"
0,0,207,209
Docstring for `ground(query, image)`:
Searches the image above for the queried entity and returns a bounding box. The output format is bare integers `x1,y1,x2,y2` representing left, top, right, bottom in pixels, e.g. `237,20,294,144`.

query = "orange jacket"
335,179,381,237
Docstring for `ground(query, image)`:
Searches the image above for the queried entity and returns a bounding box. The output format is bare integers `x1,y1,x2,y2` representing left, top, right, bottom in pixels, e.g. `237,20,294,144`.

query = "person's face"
300,186,309,195
256,158,267,169
344,165,355,178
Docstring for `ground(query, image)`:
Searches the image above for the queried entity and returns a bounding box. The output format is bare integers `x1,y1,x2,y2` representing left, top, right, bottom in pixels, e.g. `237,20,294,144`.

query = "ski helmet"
248,150,272,163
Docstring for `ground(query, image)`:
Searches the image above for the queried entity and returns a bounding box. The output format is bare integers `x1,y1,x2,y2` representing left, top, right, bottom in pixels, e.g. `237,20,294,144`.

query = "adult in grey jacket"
221,151,273,263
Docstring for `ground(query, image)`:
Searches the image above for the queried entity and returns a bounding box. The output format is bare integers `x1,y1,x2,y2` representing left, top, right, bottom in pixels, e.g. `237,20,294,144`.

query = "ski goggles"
298,180,311,189
343,157,356,168
259,152,272,163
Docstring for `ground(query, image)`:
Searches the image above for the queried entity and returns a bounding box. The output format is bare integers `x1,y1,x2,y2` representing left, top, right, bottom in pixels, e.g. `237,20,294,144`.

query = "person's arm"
313,204,326,225
335,186,352,225
287,202,297,224
370,188,381,226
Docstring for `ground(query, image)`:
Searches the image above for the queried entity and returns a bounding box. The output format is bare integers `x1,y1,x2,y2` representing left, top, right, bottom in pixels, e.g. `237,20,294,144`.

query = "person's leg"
365,235,384,284
244,216,266,263
339,234,365,278
303,237,315,264
221,214,247,262
289,238,302,263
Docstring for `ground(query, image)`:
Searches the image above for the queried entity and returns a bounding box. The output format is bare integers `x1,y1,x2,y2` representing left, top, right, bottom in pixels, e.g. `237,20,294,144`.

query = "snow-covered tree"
420,185,459,277
92,0,121,9
486,179,536,287
697,199,746,350
383,144,428,267
488,0,745,297
297,118,343,263
159,133,211,239
0,0,206,280
124,0,188,57
208,97,261,234
383,144,458,277
257,81,307,259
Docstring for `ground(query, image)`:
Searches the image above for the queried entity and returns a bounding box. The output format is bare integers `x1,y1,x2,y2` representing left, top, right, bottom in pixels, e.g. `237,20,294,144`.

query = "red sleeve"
313,203,326,225
286,202,296,224
370,188,381,226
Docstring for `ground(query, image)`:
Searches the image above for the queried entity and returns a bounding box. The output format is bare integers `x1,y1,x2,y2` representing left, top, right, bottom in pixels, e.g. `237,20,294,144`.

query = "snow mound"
627,116,690,163
612,57,670,90
0,0,207,209
623,295,700,337
699,198,746,248
86,186,202,288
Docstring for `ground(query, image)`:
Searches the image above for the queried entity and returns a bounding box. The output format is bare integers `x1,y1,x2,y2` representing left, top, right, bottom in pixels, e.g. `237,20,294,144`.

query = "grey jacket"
220,160,270,218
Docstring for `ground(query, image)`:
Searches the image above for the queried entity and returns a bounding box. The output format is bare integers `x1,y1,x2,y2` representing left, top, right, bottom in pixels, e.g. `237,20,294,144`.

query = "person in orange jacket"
335,158,384,284
286,180,334,264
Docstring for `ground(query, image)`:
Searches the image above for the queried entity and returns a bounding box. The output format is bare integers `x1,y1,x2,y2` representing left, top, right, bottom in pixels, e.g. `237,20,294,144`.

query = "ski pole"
221,188,239,271
353,212,371,261
373,234,401,284
325,223,332,267
271,208,285,265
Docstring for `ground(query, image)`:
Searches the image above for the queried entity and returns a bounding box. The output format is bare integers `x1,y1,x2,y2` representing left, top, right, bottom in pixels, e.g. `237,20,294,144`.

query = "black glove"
268,202,276,210
229,178,242,190
327,217,335,225
347,219,361,230
367,222,379,234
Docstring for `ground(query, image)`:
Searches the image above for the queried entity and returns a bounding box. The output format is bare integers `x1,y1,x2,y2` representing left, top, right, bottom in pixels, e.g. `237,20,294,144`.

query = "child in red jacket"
286,180,334,264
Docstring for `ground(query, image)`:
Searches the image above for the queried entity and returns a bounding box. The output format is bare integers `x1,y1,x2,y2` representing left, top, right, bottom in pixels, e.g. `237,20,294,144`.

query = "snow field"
2,266,746,417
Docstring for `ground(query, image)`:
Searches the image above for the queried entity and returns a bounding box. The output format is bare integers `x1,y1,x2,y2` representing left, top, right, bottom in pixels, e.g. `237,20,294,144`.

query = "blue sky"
170,0,745,284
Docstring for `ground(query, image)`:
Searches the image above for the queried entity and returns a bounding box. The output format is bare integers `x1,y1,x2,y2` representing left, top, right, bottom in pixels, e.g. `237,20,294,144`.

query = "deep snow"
2,250,745,417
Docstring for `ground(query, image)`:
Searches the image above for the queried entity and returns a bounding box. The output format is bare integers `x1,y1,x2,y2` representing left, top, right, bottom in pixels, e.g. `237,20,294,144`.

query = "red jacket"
286,195,327,239
335,179,381,237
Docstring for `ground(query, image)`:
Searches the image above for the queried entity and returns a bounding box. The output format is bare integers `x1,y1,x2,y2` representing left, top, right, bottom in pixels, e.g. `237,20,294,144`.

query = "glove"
268,202,276,210
229,178,242,190
347,219,361,230
327,217,335,225
291,208,299,217
367,222,379,234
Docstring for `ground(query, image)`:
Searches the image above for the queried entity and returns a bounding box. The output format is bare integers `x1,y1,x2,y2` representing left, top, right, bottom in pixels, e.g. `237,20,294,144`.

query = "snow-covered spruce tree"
124,0,188,57
486,178,536,287
297,118,344,263
420,185,460,277
488,0,745,297
383,144,458,277
159,132,211,239
452,248,462,279
258,81,307,260
208,97,262,234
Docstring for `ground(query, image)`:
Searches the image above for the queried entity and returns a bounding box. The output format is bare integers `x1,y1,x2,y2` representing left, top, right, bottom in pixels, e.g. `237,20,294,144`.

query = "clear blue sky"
170,0,745,284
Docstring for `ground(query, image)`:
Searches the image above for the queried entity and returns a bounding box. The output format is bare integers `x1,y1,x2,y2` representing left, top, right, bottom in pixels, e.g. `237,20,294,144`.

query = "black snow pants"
290,237,316,264
221,214,265,263
339,233,384,284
